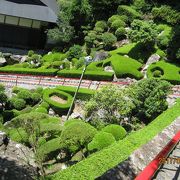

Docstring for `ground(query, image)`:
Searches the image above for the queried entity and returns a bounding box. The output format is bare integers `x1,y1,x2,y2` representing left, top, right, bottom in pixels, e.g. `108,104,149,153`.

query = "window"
0,14,5,23
32,20,41,29
5,16,19,25
19,18,32,27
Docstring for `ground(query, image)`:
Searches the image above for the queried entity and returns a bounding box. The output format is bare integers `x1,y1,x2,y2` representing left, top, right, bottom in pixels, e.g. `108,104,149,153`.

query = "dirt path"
50,95,67,104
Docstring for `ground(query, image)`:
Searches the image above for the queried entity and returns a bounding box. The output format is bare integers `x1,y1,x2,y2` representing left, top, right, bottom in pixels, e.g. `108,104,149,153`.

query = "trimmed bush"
42,53,66,62
110,54,143,79
147,61,180,84
0,67,58,76
67,45,83,60
60,121,97,153
115,27,126,40
153,70,162,77
43,89,73,115
117,5,141,22
95,21,108,31
36,137,62,161
17,89,32,102
88,131,116,152
57,70,114,81
102,125,127,141
49,100,180,180
56,86,94,100
9,98,26,110
101,32,117,50
35,107,48,114
31,93,41,104
64,119,84,127
111,20,126,30
108,15,122,25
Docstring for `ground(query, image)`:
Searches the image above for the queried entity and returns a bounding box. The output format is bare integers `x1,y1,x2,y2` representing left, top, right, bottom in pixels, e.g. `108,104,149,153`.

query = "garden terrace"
49,99,180,180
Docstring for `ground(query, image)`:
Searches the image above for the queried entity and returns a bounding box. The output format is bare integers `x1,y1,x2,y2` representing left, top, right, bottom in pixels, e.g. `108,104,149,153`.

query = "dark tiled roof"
0,0,58,23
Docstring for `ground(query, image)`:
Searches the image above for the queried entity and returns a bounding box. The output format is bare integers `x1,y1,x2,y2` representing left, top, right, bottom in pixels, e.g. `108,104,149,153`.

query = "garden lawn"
147,61,180,84
110,54,143,79
49,99,180,180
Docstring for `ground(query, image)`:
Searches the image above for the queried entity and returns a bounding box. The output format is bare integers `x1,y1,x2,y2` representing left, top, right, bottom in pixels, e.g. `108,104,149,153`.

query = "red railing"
135,131,180,180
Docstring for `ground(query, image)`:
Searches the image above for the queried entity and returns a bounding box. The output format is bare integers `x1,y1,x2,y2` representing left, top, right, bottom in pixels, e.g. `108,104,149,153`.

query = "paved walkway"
0,73,179,99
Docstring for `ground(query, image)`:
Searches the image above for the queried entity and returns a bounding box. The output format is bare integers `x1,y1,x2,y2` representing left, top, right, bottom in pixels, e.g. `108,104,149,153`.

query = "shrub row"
57,70,114,81
0,67,58,76
49,99,180,180
43,89,73,115
147,61,180,84
56,86,95,100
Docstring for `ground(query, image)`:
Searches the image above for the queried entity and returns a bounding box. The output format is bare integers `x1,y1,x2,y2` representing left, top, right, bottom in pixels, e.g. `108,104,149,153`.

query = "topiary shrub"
9,97,26,110
153,70,163,77
101,33,117,50
17,89,33,102
88,132,116,152
108,15,122,26
75,58,85,69
67,45,83,60
28,50,34,57
60,122,97,153
117,5,141,22
31,93,41,104
95,21,108,31
102,125,127,141
35,107,48,114
115,27,126,40
43,89,73,115
111,20,126,30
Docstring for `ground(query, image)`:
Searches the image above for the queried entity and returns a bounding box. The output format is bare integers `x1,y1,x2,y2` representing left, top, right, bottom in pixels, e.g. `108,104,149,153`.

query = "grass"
147,61,180,84
49,99,180,180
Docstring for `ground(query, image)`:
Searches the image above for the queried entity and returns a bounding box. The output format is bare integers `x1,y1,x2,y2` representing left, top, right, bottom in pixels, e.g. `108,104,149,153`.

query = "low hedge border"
147,61,180,84
49,99,180,180
57,70,114,81
0,67,58,76
56,86,95,100
43,89,73,115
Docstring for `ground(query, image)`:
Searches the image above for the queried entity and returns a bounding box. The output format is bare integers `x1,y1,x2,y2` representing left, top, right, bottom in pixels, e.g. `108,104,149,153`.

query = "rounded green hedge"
43,89,73,115
102,124,127,141
88,131,116,152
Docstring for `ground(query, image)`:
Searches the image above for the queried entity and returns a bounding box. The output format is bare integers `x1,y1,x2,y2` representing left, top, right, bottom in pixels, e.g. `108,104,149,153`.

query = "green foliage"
109,54,143,79
36,137,61,161
17,89,32,102
49,100,180,180
88,132,116,152
67,45,83,60
85,85,135,124
60,121,97,153
102,125,127,141
152,5,180,25
42,53,66,63
75,58,85,69
101,33,117,50
28,50,34,57
147,61,180,84
108,15,122,25
57,69,114,81
153,70,162,77
56,86,94,100
43,89,73,115
128,20,158,48
9,97,26,110
0,85,7,108
0,67,58,76
95,21,108,31
130,78,172,122
35,107,48,114
117,5,141,22
115,27,126,40
111,20,126,30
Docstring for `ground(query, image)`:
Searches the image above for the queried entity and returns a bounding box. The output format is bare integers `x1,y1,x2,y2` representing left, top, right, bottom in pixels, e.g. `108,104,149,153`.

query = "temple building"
0,0,58,49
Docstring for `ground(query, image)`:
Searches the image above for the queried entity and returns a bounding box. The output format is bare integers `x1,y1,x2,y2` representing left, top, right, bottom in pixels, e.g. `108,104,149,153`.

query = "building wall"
0,14,48,49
